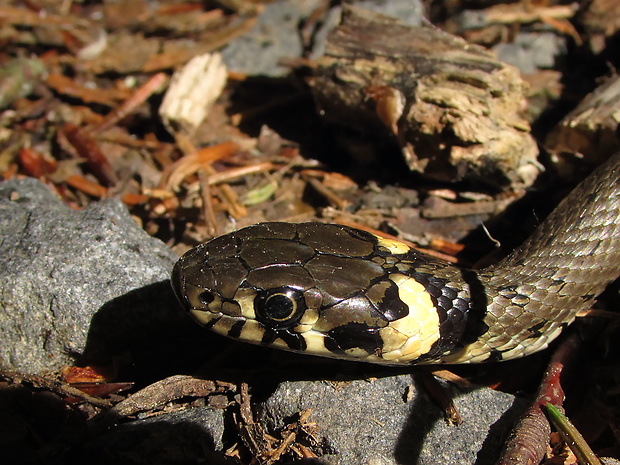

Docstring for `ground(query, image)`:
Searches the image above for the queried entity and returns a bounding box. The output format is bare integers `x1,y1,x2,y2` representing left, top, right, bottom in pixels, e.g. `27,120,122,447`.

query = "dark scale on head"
365,279,409,322
205,232,241,259
319,294,390,330
304,254,385,306
202,316,221,331
279,331,308,351
261,328,279,345
325,323,383,355
228,320,246,339
297,223,376,257
239,238,315,269
378,281,409,321
235,222,298,241
261,327,308,352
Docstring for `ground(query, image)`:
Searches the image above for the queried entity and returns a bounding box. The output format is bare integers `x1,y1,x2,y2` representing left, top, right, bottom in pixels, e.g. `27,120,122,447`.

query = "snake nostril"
199,291,215,305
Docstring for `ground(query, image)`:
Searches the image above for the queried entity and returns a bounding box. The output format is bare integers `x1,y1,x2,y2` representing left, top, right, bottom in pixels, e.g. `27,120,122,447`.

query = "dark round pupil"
265,294,295,320
199,291,215,305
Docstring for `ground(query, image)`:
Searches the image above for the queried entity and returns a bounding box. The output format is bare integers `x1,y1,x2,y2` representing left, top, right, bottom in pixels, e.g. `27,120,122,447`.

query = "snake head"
172,222,445,364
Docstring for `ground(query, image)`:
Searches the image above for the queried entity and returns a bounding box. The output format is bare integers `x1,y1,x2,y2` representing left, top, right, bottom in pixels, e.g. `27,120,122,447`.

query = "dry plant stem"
430,369,472,389
66,174,108,197
0,5,86,27
219,182,247,219
305,177,348,209
213,0,262,16
162,136,246,233
45,73,130,107
161,140,239,190
577,308,620,319
88,72,168,134
270,431,297,463
0,362,112,408
18,147,57,178
204,162,276,185
468,3,577,26
236,382,274,464
199,170,218,236
430,238,465,256
110,374,229,417
418,371,463,425
420,194,524,219
496,332,582,465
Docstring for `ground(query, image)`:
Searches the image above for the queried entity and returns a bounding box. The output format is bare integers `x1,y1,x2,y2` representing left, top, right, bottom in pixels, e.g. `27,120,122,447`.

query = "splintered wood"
546,75,620,165
311,6,540,190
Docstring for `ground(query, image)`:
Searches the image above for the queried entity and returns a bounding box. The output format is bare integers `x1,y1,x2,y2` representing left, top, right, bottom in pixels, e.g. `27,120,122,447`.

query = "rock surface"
257,375,526,465
0,178,205,380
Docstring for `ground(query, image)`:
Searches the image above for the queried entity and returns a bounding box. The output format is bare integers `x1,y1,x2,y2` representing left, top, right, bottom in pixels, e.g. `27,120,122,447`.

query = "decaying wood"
110,374,232,417
546,75,620,165
310,6,539,190
575,0,620,53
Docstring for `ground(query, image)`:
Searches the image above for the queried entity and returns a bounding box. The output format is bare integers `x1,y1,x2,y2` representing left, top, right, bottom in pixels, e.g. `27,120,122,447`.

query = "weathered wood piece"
546,75,620,165
575,0,620,54
310,6,539,190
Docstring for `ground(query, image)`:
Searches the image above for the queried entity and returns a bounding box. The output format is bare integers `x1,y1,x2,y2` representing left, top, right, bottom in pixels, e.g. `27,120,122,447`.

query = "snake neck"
452,154,620,363
490,154,620,308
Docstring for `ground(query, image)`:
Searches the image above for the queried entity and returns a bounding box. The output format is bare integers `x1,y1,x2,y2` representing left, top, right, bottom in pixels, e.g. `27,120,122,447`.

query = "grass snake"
172,154,620,365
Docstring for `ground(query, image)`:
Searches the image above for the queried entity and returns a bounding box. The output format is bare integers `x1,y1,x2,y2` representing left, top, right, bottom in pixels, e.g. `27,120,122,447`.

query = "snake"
171,154,620,365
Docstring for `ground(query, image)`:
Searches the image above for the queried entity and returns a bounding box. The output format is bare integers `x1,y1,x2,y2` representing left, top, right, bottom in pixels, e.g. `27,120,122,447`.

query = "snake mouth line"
189,308,223,326
188,304,447,365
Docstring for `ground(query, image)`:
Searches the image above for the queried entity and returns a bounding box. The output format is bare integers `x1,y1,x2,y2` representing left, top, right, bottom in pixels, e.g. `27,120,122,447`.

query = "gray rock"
257,375,526,465
221,0,319,77
0,178,200,378
493,32,567,75
354,0,423,25
78,407,229,465
0,178,231,464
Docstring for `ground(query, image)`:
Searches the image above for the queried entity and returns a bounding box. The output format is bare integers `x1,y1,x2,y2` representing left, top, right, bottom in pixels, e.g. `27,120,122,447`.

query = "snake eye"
199,291,215,305
255,287,306,328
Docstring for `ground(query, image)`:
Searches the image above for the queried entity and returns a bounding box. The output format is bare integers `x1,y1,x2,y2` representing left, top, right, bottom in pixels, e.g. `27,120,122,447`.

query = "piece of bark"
310,6,539,190
546,75,620,166
574,0,620,54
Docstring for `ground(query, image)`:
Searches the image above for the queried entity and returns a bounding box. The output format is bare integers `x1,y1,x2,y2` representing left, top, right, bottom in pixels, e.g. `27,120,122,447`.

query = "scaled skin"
173,156,620,365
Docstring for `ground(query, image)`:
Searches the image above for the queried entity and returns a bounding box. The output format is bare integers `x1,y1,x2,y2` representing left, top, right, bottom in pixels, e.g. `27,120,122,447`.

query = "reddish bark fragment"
65,174,108,197
18,147,57,178
62,123,117,186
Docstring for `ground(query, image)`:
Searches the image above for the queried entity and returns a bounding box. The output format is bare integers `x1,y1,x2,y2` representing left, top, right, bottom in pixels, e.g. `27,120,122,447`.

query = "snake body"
172,155,620,364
